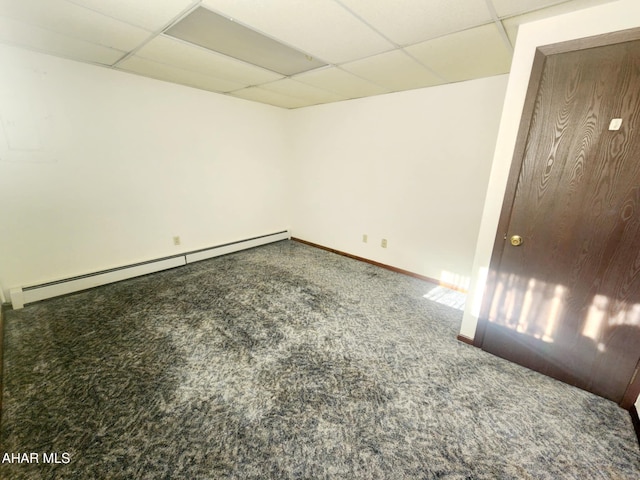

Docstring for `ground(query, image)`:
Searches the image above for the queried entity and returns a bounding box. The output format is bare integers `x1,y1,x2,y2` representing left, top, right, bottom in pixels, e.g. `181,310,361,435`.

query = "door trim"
630,405,640,447
621,359,640,410
472,46,546,348
473,26,640,408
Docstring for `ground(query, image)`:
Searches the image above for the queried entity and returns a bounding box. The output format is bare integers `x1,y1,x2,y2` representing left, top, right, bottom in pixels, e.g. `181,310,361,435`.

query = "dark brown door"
479,37,640,405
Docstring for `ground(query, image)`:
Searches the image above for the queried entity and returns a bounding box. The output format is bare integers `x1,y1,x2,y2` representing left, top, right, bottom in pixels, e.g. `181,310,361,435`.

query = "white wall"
0,44,508,304
461,0,640,338
0,44,289,301
287,76,508,290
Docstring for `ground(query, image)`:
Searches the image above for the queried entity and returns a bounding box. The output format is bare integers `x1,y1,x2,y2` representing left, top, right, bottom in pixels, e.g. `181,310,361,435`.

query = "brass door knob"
510,235,523,246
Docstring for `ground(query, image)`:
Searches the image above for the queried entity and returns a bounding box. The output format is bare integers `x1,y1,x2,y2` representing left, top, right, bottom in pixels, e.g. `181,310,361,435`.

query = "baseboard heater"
10,230,290,309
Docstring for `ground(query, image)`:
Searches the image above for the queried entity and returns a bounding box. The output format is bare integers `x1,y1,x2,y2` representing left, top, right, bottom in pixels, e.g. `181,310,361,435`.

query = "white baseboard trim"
186,230,290,263
10,230,290,309
13,257,187,309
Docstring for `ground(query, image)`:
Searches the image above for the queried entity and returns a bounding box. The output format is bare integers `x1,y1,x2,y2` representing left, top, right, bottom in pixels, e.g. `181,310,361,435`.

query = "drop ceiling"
0,0,619,109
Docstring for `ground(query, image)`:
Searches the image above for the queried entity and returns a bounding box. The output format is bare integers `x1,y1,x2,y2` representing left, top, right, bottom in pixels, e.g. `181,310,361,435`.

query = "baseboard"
10,231,290,309
12,256,187,309
631,406,640,448
291,237,467,293
186,231,290,263
456,334,475,346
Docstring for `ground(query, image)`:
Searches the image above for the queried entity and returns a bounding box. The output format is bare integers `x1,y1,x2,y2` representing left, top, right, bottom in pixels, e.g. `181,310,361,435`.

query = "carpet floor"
1,240,639,479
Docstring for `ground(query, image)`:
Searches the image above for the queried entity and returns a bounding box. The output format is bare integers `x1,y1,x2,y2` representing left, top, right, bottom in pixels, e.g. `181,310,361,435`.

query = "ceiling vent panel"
165,6,326,76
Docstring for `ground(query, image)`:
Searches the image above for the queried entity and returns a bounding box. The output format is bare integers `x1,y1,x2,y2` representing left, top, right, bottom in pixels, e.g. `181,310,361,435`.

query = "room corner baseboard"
291,238,467,293
631,406,640,448
456,334,475,346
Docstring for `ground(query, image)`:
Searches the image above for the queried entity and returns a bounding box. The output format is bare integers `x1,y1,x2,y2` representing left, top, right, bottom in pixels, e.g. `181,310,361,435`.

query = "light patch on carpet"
423,285,466,310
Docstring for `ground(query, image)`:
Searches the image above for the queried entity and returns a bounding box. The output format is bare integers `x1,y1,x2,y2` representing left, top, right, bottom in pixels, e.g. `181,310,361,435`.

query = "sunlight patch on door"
489,272,640,350
583,294,640,352
489,273,567,343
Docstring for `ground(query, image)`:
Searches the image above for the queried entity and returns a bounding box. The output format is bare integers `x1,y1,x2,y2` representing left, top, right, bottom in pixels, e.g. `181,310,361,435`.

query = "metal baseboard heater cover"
10,231,290,309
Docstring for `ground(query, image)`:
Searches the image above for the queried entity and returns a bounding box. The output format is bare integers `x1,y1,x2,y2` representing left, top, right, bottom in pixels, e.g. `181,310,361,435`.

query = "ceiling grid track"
484,0,515,52
111,1,202,68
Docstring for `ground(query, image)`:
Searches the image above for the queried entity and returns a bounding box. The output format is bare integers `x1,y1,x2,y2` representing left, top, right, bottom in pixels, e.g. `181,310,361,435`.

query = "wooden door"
478,34,640,405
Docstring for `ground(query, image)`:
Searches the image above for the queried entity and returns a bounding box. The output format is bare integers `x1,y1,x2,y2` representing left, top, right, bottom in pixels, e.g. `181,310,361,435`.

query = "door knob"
510,235,523,246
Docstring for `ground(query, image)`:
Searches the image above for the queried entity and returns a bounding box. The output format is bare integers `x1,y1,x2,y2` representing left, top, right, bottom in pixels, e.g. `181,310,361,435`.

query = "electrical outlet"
381,238,387,248
173,236,181,246
363,234,368,243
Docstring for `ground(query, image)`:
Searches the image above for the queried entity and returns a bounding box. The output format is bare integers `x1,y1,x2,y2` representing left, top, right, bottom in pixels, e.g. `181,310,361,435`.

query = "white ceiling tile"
406,24,512,83
0,0,151,52
501,0,619,45
341,50,445,92
260,79,347,104
294,67,391,99
201,0,394,64
337,0,494,46
230,87,312,109
490,0,569,18
117,55,247,93
0,16,125,65
66,0,196,31
135,35,283,85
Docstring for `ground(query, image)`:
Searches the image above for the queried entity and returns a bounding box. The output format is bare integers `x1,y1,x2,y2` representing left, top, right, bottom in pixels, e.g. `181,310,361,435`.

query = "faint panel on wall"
1,112,42,150
0,65,63,163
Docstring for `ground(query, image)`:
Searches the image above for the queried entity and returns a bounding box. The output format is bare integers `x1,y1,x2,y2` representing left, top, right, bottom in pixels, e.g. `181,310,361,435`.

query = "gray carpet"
1,240,638,479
